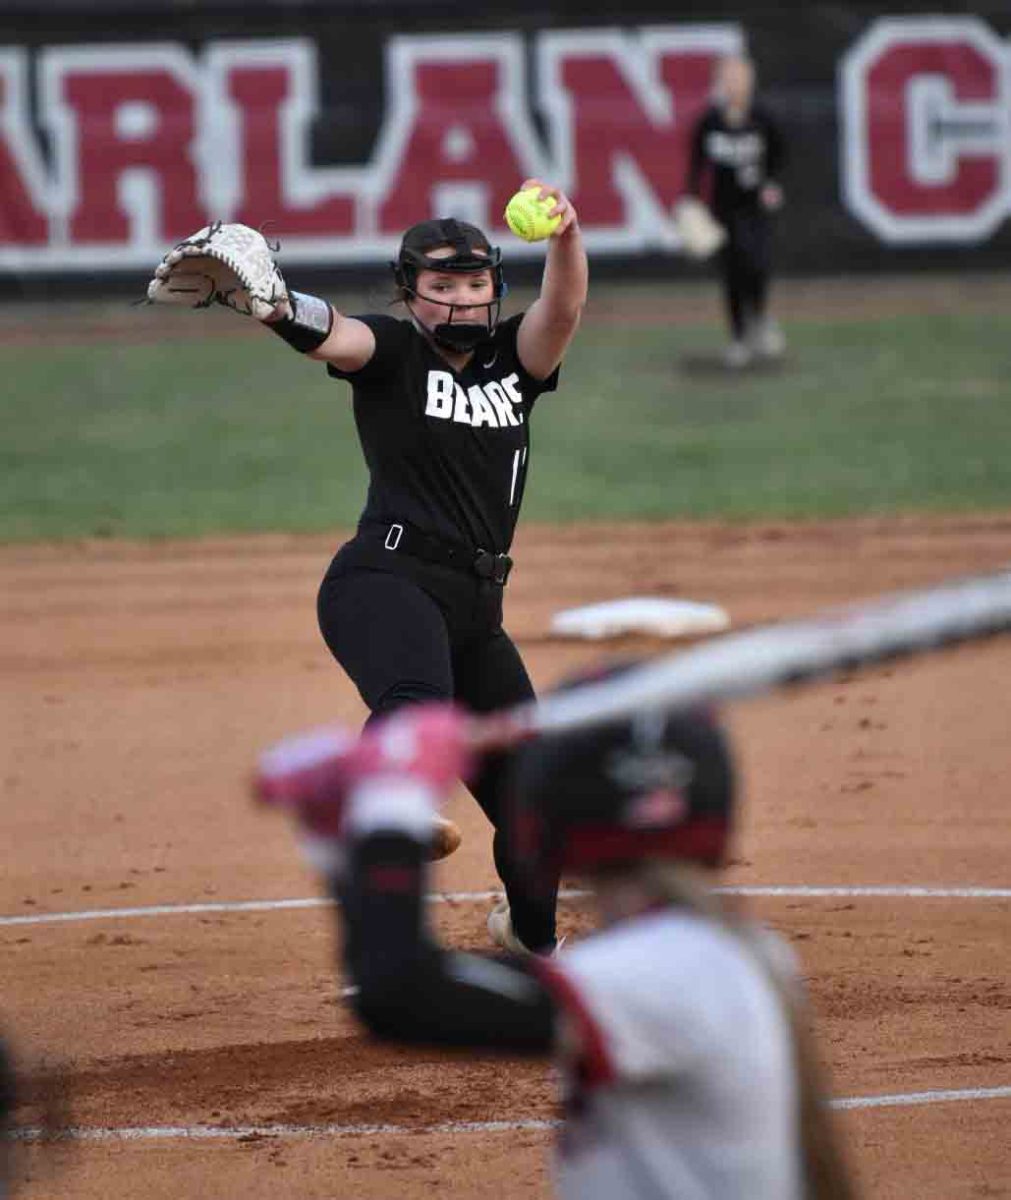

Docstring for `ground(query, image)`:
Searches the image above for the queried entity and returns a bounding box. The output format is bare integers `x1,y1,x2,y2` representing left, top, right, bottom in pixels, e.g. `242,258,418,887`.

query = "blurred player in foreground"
685,53,787,368
258,683,855,1199
0,1037,61,1199
0,1037,12,1197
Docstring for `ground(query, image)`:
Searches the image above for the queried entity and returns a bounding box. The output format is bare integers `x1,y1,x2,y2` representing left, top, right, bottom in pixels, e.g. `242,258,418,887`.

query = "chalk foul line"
9,1086,1011,1144
2,885,1009,929
719,886,1011,899
0,889,559,929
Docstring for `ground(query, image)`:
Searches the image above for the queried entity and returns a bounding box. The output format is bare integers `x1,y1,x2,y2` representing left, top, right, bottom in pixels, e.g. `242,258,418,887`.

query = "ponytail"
633,863,858,1200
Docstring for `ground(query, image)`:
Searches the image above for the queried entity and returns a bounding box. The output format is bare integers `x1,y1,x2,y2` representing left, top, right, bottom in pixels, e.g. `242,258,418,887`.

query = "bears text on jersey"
425,369,525,428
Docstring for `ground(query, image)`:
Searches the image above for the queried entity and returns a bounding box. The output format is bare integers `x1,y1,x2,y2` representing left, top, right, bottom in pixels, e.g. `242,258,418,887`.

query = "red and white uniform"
260,707,807,1199
541,910,803,1200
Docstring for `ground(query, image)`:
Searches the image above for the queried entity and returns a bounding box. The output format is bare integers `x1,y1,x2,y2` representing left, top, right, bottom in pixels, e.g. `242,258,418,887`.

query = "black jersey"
686,103,785,219
327,312,558,555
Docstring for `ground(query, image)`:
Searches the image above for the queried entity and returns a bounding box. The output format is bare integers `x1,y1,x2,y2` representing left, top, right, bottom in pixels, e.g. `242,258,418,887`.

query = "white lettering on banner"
536,25,743,252
425,370,524,429
4,17,1008,267
0,23,741,271
38,43,207,259
202,39,357,234
0,50,49,255
840,16,1009,243
369,33,542,238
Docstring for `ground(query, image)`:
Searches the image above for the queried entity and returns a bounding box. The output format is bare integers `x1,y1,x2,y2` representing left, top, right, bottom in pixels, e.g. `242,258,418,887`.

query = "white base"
550,596,731,640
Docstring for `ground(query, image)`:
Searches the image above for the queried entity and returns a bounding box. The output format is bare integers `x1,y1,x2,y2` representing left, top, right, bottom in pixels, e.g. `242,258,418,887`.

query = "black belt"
364,522,513,586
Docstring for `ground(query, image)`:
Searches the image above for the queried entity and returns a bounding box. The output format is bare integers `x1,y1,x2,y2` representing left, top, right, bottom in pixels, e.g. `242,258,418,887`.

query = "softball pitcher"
310,182,584,955
149,180,587,955
259,685,856,1200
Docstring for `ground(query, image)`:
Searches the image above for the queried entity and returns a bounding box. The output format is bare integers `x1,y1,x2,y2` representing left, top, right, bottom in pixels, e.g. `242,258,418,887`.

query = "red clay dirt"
2,516,1010,1198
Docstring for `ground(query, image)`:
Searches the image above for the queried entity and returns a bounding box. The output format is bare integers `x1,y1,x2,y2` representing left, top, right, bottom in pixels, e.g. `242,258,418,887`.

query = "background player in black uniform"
265,179,587,955
685,54,787,368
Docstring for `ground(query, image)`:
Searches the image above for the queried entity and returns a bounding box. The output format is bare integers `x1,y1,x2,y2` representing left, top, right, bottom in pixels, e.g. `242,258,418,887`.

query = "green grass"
526,312,1011,520
2,308,1009,540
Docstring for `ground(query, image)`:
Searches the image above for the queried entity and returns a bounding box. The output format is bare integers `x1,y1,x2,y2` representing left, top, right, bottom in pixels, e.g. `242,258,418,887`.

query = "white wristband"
345,776,440,843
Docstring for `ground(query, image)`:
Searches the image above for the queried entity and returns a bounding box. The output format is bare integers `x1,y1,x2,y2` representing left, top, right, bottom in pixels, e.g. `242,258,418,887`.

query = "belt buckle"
474,549,512,584
384,523,404,550
475,551,511,585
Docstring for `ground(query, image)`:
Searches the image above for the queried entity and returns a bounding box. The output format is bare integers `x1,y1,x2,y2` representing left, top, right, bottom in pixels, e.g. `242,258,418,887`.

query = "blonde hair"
626,862,857,1200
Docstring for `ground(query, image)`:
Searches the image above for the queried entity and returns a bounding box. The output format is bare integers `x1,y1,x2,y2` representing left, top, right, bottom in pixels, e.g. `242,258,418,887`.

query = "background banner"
1,4,1010,278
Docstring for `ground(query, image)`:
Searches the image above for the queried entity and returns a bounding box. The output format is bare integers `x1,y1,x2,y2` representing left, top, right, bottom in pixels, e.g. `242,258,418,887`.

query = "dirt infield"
3,516,1010,1198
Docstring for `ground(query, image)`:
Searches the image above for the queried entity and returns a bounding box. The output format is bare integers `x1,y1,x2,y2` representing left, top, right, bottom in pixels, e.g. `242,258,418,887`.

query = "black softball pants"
718,209,773,340
317,536,558,952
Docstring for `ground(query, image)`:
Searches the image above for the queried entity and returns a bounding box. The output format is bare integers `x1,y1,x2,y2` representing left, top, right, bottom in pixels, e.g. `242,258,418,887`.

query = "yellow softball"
504,187,561,242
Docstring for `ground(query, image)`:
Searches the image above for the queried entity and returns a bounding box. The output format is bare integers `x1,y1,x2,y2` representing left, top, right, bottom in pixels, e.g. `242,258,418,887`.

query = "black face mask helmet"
392,218,506,353
505,663,737,897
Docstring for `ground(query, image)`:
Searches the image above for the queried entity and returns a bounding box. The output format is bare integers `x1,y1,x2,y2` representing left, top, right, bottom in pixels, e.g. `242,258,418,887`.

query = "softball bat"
473,566,1011,747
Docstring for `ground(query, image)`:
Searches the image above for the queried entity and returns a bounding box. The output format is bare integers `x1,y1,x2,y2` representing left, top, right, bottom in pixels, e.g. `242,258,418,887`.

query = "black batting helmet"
392,217,505,299
507,667,736,892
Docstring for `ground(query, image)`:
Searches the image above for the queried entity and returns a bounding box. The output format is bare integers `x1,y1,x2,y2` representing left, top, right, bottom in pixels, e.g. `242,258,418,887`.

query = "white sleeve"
539,916,790,1087
537,917,708,1084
